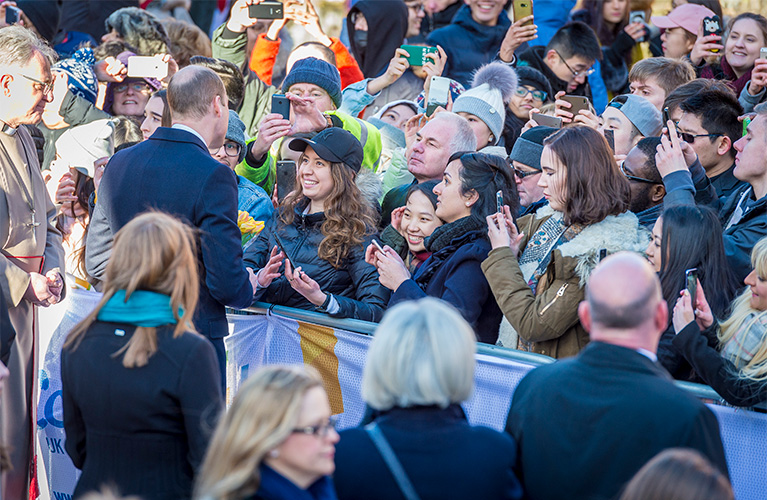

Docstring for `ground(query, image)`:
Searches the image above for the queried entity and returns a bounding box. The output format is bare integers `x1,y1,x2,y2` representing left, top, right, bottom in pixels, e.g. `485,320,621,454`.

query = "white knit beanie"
55,119,115,177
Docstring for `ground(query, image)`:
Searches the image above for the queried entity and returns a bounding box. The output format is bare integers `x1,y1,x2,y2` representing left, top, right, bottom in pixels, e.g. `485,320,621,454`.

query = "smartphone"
273,233,298,267
685,268,698,311
496,190,504,213
743,115,753,137
371,239,385,254
512,0,533,26
5,5,19,24
662,106,671,127
400,45,438,66
532,112,563,129
426,76,450,116
249,0,284,19
271,93,290,120
599,248,607,261
629,11,647,42
561,95,590,117
603,129,615,152
702,16,722,53
275,160,296,201
127,56,168,80
761,47,767,61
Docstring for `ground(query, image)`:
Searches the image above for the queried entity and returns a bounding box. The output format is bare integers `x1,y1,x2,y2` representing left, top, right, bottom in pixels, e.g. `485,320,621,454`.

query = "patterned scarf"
721,312,767,369
518,213,583,294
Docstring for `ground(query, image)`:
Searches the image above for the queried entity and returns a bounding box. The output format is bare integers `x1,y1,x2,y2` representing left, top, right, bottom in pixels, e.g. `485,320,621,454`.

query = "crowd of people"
0,0,766,498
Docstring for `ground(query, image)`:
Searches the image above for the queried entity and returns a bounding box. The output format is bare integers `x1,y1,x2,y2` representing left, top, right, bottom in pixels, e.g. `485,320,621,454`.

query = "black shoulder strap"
364,422,422,500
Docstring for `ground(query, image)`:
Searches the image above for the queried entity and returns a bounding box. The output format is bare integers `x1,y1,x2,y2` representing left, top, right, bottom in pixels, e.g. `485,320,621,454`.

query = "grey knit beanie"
226,110,249,163
452,62,518,145
509,126,559,170
281,57,343,108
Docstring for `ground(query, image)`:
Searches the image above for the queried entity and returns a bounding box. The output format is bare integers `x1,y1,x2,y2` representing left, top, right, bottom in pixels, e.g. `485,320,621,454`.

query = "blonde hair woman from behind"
672,235,767,407
195,365,340,500
61,212,223,500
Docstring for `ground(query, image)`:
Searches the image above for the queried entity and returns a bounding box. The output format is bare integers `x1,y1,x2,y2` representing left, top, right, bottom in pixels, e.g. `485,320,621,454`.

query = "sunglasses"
620,162,658,184
674,126,723,144
513,167,541,179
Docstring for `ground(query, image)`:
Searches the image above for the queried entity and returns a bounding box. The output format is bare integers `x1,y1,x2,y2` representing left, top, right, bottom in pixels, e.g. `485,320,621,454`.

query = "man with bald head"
87,65,258,384
505,252,728,500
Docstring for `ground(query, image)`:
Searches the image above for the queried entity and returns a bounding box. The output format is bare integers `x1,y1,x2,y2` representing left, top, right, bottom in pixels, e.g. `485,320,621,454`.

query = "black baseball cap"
289,127,363,173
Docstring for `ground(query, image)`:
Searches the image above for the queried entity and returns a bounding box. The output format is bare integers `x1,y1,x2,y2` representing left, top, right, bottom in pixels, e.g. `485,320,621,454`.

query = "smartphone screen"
685,268,698,311
496,190,503,213
275,160,296,201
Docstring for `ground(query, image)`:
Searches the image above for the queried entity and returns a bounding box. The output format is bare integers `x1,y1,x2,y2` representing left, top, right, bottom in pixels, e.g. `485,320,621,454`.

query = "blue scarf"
255,464,338,500
97,290,181,326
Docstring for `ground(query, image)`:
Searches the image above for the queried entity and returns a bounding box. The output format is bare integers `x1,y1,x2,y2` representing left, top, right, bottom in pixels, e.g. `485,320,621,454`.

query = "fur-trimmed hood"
524,205,650,287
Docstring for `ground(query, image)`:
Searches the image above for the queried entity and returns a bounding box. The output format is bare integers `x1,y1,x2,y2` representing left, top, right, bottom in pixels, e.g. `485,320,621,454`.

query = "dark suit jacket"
61,322,222,500
334,405,523,500
85,127,253,369
506,341,729,500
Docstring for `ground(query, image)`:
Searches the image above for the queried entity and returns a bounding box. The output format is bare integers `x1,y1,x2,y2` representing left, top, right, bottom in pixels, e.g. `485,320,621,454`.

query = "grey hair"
754,102,767,116
0,26,56,68
430,112,478,155
362,298,476,411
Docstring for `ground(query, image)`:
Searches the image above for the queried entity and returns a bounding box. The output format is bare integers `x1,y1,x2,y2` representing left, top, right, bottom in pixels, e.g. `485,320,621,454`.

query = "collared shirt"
636,347,658,362
171,123,206,146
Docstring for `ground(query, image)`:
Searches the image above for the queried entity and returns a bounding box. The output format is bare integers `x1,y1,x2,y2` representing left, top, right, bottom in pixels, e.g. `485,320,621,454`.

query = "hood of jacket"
523,205,650,287
347,0,408,78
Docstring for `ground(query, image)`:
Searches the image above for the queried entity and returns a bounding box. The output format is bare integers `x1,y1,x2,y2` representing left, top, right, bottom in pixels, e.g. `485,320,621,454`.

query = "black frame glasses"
555,51,596,78
114,81,151,93
292,415,338,438
620,162,658,184
515,87,547,102
209,142,243,158
513,167,541,179
20,74,53,95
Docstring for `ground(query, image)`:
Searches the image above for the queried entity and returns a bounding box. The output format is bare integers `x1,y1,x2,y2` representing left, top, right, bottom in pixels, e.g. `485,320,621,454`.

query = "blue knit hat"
53,48,99,104
281,57,342,108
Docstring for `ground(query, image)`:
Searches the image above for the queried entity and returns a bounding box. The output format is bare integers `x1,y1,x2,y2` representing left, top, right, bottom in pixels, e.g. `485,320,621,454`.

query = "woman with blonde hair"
672,235,767,407
61,211,223,500
195,365,339,500
244,127,388,321
333,298,523,500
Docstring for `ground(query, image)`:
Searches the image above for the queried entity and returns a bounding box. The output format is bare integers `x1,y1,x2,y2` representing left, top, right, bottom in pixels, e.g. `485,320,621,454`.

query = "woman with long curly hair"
244,127,389,321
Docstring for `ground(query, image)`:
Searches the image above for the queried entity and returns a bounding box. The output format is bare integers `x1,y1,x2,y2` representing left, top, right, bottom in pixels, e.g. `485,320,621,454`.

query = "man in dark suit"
86,65,257,381
506,252,728,500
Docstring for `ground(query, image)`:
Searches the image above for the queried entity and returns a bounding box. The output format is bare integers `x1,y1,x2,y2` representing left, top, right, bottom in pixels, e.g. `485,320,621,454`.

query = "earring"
269,449,279,458
465,202,471,206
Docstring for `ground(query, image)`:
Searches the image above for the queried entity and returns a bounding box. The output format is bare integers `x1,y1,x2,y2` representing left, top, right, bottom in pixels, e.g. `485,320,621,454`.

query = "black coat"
506,341,729,500
673,321,767,407
244,206,389,322
389,225,502,344
334,405,523,500
61,322,223,500
86,127,254,378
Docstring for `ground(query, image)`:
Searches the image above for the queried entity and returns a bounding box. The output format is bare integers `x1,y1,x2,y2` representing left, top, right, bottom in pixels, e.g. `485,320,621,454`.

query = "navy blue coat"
507,342,729,500
85,127,253,376
427,5,511,87
389,229,502,344
334,405,523,500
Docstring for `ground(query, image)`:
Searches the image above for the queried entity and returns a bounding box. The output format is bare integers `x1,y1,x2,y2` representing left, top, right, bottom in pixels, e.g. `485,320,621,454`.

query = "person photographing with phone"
244,127,389,322
671,235,767,407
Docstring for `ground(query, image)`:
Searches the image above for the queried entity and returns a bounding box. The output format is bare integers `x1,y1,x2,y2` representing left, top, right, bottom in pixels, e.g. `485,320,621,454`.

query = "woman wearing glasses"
367,152,518,344
103,51,161,121
485,126,648,358
334,298,523,500
502,67,553,151
195,365,340,500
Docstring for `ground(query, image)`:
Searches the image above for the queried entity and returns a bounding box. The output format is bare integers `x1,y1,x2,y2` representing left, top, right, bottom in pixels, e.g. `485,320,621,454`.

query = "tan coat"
482,207,648,359
0,126,64,499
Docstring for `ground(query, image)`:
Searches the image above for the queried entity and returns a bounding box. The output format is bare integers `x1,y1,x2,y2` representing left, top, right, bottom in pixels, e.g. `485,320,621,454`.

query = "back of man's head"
546,21,602,63
430,111,477,155
190,55,244,110
634,137,663,183
629,57,696,98
0,25,56,69
582,252,666,351
680,86,743,158
663,79,726,116
168,66,226,121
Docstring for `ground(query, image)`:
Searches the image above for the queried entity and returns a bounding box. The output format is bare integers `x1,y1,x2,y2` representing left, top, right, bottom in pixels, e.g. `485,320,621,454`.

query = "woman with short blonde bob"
333,298,523,500
195,365,339,500
61,212,223,500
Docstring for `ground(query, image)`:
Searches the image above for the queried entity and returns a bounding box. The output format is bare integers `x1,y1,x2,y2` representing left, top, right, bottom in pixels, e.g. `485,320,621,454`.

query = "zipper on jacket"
539,283,568,316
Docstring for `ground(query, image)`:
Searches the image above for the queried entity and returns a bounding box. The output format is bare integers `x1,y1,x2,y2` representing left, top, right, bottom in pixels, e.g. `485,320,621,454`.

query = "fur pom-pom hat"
452,63,518,145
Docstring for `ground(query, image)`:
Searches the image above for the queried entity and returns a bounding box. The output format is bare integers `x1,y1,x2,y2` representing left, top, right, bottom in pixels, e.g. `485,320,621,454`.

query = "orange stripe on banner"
297,321,343,414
